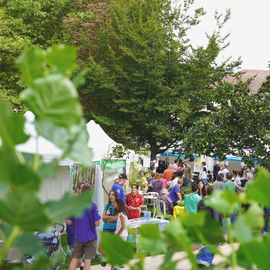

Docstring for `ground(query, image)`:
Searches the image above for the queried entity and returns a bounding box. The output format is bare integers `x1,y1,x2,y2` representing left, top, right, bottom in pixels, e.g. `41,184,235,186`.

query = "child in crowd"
102,190,119,233
69,184,101,270
110,198,129,270
115,198,129,239
200,167,208,185
99,190,118,267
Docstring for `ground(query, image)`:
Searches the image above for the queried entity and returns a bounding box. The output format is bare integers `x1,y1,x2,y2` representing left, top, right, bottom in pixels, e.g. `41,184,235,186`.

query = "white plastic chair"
153,199,167,219
143,192,159,207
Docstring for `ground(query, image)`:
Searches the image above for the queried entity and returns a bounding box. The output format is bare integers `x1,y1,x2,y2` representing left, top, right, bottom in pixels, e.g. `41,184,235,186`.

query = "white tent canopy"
16,112,121,164
16,111,65,163
87,120,118,162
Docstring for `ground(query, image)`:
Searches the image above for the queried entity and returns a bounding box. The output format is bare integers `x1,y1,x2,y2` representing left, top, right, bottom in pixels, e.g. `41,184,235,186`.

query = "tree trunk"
150,143,158,160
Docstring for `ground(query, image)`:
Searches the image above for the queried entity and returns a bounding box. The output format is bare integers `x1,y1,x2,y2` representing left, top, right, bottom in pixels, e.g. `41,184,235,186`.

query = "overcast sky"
180,0,270,70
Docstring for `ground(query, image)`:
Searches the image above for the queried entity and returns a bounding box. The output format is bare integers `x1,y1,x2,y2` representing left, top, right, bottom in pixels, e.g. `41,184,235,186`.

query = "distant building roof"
227,69,270,93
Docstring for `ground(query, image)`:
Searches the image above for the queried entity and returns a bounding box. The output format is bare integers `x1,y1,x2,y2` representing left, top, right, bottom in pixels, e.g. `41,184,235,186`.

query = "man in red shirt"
126,184,144,219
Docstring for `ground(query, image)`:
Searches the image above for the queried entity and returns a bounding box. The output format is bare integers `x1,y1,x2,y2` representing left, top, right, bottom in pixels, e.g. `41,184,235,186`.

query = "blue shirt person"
111,173,127,203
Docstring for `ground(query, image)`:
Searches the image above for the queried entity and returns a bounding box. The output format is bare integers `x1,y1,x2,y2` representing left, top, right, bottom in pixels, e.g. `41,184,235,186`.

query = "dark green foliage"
82,0,240,158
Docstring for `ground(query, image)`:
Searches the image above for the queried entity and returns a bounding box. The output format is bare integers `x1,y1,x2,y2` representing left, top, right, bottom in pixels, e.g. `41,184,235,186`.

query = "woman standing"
99,190,119,267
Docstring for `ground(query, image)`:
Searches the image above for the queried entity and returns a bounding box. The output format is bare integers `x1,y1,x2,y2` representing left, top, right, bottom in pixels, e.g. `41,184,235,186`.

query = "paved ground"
89,244,243,270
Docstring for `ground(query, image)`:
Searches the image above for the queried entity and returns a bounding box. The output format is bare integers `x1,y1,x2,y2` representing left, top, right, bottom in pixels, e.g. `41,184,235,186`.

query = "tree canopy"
82,0,241,159
1,0,270,165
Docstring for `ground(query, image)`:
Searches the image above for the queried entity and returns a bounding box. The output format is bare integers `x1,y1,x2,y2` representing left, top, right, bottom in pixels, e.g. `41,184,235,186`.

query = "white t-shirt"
169,177,179,189
115,212,128,239
219,168,229,179
199,171,207,180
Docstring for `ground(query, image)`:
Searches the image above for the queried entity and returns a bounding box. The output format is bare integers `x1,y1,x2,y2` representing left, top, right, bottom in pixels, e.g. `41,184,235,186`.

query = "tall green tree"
0,0,75,109
82,0,240,159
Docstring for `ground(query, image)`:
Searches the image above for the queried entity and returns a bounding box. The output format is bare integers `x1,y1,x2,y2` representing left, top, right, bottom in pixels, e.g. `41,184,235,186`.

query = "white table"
128,217,169,229
127,218,169,251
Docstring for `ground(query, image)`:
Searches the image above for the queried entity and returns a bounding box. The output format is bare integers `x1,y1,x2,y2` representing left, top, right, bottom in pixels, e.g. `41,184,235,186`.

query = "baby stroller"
25,223,65,270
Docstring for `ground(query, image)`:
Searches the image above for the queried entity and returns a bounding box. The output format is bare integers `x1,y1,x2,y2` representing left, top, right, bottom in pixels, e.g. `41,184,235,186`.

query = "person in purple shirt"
151,173,163,195
111,173,127,203
168,178,183,205
69,184,101,270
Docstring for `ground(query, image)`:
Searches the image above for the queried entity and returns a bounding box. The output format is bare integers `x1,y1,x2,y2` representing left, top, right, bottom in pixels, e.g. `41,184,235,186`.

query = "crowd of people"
66,159,266,269
146,159,257,216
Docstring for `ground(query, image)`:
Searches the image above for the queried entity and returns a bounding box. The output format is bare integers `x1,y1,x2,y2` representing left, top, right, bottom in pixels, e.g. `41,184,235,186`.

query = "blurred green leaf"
181,212,205,227
72,68,88,87
182,212,224,244
14,233,45,255
25,254,52,270
235,247,254,270
247,169,270,207
38,160,59,179
160,248,177,270
239,238,270,270
16,47,46,87
66,121,92,168
138,238,167,255
160,260,177,270
0,188,50,231
163,220,197,268
35,120,70,150
232,203,264,243
20,74,82,127
205,189,240,215
0,223,11,240
47,45,77,77
101,232,135,266
244,203,264,228
0,101,29,147
35,119,91,168
0,146,41,191
139,223,160,240
130,258,145,270
45,191,92,222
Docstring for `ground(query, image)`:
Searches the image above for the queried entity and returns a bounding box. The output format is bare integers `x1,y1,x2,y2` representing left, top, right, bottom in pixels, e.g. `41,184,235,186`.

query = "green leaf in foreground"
101,232,135,266
181,212,224,244
205,189,240,215
45,191,92,222
0,146,41,191
139,223,160,240
247,169,270,207
20,74,82,127
16,46,46,87
14,233,45,255
36,119,92,168
232,203,264,243
0,101,29,147
239,238,270,270
47,45,77,77
0,188,50,231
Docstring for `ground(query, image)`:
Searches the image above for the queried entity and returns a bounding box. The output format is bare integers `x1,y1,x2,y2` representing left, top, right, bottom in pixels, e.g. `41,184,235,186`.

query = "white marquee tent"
16,112,126,214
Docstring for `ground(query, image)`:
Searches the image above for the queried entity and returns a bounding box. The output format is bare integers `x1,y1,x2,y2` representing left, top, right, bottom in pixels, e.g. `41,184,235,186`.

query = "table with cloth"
128,217,169,229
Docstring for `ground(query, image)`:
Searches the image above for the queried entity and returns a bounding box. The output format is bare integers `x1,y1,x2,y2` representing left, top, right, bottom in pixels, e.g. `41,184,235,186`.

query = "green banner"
101,159,126,170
